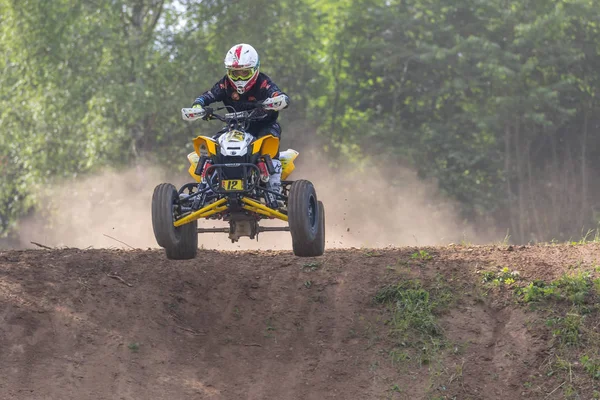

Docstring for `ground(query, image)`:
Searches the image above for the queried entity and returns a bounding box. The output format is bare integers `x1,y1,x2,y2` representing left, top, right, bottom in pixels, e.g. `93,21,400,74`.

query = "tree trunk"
121,0,165,157
580,108,589,230
549,128,560,236
504,122,519,242
515,118,526,243
330,40,345,140
526,132,543,241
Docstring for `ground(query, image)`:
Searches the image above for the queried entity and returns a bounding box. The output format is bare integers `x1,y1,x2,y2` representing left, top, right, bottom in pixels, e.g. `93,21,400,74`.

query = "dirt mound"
1,244,600,399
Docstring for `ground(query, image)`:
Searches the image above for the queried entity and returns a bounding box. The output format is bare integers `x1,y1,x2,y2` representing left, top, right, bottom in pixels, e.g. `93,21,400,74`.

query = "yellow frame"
240,197,288,221
173,198,228,227
173,196,288,227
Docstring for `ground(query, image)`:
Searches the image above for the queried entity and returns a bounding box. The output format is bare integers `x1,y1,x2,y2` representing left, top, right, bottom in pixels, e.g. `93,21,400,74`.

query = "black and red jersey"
193,73,288,125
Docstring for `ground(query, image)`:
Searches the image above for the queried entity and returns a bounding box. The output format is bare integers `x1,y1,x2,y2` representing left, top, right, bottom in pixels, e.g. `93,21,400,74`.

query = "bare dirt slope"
1,244,600,399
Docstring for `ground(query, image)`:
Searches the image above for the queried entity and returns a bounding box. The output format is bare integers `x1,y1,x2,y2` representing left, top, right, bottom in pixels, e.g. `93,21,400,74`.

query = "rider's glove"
182,102,208,121
190,102,214,120
262,94,289,111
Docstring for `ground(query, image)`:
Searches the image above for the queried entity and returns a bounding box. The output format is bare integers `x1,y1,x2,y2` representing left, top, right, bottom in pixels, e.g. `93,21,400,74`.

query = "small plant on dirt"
364,249,383,257
304,280,312,288
547,355,573,377
447,361,464,385
411,250,432,261
233,306,242,320
547,313,583,346
594,276,600,292
265,318,276,331
580,355,600,379
386,258,411,273
563,384,578,398
368,361,379,372
459,232,473,246
520,280,557,303
264,317,276,338
431,273,455,310
302,261,321,271
128,342,140,352
497,230,511,246
556,272,593,305
389,349,410,365
517,272,593,306
481,267,520,286
389,384,401,393
375,280,446,367
573,226,600,245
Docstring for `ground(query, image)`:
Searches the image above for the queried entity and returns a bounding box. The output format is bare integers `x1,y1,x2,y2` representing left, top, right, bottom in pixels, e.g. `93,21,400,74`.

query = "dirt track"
1,244,600,399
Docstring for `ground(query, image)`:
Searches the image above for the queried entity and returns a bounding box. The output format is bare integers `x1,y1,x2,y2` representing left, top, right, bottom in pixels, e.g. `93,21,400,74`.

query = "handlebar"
208,102,265,121
181,102,267,126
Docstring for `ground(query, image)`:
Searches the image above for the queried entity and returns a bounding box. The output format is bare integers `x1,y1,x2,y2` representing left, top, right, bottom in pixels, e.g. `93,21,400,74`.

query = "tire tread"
288,180,325,257
151,183,198,260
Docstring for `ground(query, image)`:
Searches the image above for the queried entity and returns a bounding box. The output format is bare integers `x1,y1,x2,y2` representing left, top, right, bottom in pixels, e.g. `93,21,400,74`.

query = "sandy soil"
1,243,599,399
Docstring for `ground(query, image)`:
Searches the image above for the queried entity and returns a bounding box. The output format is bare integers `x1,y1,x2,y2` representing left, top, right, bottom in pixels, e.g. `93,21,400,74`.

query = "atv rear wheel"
288,180,325,257
152,183,198,260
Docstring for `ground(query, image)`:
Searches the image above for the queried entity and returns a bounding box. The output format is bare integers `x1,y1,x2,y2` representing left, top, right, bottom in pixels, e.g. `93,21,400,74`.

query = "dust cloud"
295,151,487,248
16,154,493,251
18,163,169,250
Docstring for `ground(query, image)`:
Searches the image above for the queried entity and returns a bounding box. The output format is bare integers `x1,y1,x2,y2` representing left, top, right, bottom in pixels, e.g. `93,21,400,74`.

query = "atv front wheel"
288,180,325,257
315,200,325,252
152,183,198,260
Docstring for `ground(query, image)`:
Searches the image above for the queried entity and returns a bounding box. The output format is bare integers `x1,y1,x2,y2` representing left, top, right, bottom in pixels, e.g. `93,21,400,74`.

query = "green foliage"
520,281,557,303
481,267,520,286
311,0,600,242
302,261,321,271
517,272,593,305
411,250,433,261
363,249,384,257
127,342,140,352
546,314,582,346
524,268,600,390
375,280,449,366
581,355,600,380
2,0,600,243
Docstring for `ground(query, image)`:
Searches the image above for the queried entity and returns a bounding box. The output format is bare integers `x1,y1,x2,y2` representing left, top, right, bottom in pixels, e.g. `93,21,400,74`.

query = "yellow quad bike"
151,103,325,260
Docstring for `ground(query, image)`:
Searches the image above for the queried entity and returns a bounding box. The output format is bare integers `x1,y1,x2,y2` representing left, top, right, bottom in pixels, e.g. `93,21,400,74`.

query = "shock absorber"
257,160,278,209
257,161,270,182
201,159,213,183
194,156,208,176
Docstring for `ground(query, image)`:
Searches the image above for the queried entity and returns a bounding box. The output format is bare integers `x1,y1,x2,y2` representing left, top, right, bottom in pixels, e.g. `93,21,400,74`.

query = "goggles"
227,68,255,81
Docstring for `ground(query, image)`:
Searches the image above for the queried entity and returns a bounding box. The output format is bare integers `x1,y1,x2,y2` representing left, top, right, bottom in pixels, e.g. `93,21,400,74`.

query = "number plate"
221,179,244,191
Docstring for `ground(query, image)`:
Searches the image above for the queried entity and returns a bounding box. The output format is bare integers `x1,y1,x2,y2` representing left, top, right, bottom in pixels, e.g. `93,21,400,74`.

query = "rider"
191,43,290,193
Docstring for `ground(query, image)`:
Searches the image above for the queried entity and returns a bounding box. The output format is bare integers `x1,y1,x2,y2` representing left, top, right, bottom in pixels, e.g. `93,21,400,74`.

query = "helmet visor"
227,68,255,81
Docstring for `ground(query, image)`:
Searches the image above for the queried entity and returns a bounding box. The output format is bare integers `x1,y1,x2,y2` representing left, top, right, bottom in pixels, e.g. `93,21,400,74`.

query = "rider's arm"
257,76,290,112
263,81,290,109
192,77,228,107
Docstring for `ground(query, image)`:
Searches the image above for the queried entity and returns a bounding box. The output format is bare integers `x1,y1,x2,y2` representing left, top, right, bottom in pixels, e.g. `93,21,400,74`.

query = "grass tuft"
375,280,450,368
517,271,594,306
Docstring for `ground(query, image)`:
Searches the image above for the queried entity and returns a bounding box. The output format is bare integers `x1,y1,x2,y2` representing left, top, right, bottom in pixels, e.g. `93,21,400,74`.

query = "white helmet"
224,43,260,94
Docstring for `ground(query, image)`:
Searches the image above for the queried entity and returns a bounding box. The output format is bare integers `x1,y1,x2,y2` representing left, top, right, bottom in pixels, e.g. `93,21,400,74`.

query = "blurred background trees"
1,0,599,243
